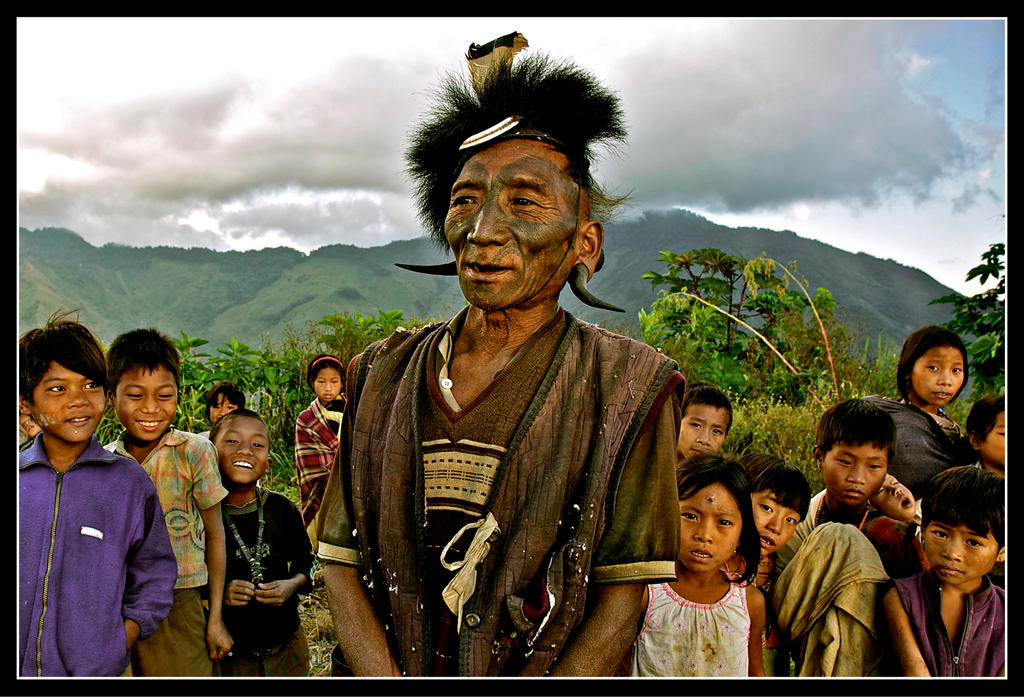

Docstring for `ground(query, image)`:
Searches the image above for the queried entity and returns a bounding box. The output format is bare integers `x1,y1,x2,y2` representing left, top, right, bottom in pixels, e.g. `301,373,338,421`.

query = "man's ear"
968,433,983,451
812,446,824,468
19,395,32,413
574,219,603,279
106,390,116,407
996,546,1006,565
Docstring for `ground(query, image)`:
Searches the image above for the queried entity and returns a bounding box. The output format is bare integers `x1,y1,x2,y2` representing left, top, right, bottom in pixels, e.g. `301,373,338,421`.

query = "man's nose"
466,198,512,246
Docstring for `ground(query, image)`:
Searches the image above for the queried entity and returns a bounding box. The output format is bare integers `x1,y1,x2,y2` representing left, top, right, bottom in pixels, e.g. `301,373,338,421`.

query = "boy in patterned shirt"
105,328,232,675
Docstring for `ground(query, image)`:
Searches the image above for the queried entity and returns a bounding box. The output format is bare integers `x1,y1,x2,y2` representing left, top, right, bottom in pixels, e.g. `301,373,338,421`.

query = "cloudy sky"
18,17,1005,295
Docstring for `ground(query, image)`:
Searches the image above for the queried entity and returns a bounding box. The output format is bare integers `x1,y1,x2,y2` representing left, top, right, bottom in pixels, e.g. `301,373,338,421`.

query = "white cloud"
16,18,1005,296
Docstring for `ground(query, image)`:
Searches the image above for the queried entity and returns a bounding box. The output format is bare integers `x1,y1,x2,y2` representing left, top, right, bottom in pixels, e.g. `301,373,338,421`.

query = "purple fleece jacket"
19,435,177,676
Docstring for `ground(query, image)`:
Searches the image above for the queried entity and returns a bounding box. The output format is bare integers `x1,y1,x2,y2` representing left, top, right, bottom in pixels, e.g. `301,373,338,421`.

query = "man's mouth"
232,460,255,470
462,261,513,281
760,536,777,551
137,420,164,431
66,415,92,427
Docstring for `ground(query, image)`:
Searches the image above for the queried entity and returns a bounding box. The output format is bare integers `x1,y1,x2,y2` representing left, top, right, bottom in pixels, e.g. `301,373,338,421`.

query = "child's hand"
253,578,300,606
206,618,234,661
224,579,256,606
124,618,141,652
870,474,916,522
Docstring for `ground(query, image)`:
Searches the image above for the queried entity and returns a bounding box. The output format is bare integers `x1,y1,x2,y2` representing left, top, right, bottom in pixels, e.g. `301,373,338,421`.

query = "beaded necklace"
224,491,265,584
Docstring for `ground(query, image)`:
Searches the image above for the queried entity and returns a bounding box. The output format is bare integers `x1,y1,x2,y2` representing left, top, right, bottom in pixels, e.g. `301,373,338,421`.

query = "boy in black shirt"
211,408,313,677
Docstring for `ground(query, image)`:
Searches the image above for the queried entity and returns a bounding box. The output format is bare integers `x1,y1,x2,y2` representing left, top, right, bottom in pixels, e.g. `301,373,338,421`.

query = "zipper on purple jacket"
36,471,64,676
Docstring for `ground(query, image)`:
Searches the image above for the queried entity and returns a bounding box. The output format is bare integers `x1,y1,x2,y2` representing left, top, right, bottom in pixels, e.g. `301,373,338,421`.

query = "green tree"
640,248,847,406
930,241,1005,398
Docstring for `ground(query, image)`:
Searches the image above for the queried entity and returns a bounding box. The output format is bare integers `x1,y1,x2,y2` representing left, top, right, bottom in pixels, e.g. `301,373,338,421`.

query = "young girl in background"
864,325,974,497
630,453,765,677
294,354,346,552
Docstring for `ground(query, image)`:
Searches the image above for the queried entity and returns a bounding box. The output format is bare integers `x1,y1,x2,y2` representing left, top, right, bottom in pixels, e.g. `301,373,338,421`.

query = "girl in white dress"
630,454,766,677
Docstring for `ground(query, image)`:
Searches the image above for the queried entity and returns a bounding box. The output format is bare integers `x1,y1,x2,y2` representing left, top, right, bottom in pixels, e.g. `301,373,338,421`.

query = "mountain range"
18,209,956,350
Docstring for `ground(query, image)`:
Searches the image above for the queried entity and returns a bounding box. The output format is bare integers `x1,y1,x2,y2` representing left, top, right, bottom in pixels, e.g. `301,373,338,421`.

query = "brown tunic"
317,310,682,675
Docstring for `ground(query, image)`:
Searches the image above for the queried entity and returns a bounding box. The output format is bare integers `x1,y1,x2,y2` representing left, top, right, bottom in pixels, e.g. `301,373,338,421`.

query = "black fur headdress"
405,49,628,247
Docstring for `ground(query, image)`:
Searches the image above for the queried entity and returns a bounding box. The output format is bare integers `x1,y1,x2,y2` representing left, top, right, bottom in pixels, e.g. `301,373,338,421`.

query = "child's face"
971,410,1005,474
109,365,178,444
213,416,270,488
209,394,240,425
676,403,730,462
20,361,105,450
922,519,1004,594
750,489,802,554
312,366,342,405
817,440,888,514
906,345,965,414
677,482,743,574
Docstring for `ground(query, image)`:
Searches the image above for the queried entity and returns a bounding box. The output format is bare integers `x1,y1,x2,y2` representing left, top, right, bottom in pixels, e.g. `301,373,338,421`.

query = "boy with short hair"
19,313,177,676
884,466,1004,676
772,399,921,676
213,408,314,677
965,395,1005,477
105,328,232,675
676,383,733,463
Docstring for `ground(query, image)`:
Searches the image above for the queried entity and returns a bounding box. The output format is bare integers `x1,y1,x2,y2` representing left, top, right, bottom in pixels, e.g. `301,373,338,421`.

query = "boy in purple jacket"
19,312,177,676
883,465,1005,676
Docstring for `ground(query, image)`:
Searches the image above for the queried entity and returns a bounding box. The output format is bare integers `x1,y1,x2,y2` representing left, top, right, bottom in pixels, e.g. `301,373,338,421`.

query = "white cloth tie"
440,512,500,632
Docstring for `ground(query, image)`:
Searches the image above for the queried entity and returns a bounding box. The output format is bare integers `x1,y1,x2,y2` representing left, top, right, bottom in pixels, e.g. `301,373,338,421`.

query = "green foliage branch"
929,241,1005,398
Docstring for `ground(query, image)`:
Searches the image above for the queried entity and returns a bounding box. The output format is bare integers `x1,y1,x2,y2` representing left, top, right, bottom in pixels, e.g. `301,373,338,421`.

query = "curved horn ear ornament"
394,261,458,276
569,259,624,312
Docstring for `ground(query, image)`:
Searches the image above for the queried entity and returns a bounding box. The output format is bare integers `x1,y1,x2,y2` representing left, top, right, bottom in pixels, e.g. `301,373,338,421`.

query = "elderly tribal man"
317,33,685,677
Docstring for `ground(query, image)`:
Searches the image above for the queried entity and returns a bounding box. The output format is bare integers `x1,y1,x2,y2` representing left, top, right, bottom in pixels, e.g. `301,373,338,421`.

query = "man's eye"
760,504,772,513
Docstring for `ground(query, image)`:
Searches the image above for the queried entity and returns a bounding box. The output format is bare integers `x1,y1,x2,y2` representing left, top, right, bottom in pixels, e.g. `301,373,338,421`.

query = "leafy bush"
723,398,824,493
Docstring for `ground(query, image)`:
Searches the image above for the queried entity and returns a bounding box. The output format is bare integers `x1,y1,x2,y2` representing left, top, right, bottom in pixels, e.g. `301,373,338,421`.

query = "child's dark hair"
19,310,106,398
739,453,811,520
815,398,896,459
306,354,345,390
681,382,733,434
204,381,246,422
677,453,761,586
965,395,1004,441
921,465,1004,548
896,325,969,403
106,328,180,391
209,407,267,444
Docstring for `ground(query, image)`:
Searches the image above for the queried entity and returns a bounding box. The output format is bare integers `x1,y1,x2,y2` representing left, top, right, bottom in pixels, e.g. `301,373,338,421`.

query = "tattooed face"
444,139,583,312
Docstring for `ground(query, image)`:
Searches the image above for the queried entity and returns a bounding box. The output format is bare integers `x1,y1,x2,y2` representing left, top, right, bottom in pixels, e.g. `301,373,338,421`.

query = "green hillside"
17,210,955,348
